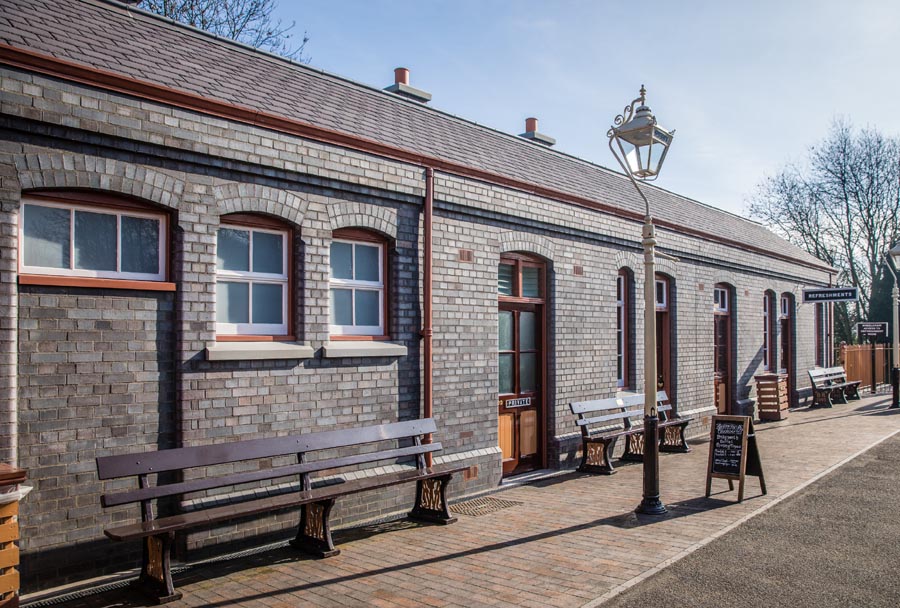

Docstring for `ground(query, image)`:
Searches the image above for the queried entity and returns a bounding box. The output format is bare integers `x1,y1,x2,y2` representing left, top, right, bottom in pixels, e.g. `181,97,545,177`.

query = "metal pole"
637,211,665,515
892,283,900,408
871,335,877,394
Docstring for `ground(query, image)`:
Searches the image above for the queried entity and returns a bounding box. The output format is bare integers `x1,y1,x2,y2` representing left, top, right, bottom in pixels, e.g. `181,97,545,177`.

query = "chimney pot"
395,67,410,86
525,117,538,133
519,116,556,146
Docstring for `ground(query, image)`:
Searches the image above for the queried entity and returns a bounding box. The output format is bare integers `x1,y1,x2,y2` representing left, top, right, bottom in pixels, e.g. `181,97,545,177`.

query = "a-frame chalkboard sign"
705,415,766,502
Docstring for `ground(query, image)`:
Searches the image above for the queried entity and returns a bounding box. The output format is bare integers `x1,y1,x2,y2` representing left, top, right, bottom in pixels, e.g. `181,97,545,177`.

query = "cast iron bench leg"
578,438,617,474
659,422,691,453
135,532,181,604
409,475,457,524
621,432,645,462
847,384,861,400
290,499,339,558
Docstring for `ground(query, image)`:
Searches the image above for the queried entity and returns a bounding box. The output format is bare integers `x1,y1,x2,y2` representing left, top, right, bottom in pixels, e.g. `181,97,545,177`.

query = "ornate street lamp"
885,243,900,409
608,86,676,515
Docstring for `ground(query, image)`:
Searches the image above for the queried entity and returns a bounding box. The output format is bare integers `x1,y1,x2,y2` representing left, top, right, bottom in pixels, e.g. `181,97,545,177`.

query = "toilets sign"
802,287,858,303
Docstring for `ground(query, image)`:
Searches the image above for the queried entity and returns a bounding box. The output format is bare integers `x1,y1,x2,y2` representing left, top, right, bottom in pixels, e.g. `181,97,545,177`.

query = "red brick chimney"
520,117,555,146
384,67,431,103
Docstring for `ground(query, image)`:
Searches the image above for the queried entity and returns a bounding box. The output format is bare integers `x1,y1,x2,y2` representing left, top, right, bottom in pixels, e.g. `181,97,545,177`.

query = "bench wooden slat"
104,462,466,542
101,442,444,508
97,418,437,479
570,391,669,414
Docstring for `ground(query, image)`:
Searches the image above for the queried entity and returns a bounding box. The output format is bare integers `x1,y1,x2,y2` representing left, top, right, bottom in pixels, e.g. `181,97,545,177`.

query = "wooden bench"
808,366,861,407
569,391,690,475
96,418,465,603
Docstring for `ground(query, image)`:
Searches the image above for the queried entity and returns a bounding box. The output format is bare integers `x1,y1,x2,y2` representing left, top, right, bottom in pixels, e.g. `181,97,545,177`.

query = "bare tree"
749,119,900,343
138,0,308,61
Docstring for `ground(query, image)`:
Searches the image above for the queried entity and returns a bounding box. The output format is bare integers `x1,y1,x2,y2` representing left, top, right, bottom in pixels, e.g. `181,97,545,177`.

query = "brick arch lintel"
15,152,186,211
327,201,397,240
214,182,309,227
498,231,556,262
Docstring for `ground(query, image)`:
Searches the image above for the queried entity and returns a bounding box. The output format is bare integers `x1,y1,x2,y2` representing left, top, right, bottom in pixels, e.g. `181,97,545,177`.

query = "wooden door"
779,295,794,405
498,304,542,476
655,276,671,395
714,314,730,413
714,285,731,414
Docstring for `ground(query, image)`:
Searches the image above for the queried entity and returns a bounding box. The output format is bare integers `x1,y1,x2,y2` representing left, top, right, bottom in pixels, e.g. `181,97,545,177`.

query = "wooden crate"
755,373,789,421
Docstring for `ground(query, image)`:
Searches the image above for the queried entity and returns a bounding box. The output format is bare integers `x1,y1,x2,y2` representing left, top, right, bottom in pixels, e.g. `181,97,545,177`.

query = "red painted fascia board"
0,43,834,275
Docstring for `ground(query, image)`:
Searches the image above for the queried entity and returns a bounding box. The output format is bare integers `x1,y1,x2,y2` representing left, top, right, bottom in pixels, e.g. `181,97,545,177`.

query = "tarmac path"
601,430,900,608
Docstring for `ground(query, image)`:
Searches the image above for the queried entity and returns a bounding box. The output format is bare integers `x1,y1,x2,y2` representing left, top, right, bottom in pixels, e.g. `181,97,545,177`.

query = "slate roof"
0,0,828,270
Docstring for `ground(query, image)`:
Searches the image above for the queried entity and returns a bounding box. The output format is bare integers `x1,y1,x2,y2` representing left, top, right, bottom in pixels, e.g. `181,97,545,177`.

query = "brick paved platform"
26,396,900,608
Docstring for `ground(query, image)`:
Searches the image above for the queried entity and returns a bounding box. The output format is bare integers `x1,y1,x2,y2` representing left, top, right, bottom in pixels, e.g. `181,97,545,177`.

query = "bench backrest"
97,418,440,511
809,366,849,387
569,391,674,436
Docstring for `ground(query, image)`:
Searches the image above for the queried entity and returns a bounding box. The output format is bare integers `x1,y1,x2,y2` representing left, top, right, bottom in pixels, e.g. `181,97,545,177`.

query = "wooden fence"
840,343,891,387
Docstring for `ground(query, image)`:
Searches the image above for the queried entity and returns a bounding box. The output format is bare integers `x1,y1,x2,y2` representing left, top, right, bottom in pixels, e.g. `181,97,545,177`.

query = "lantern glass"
614,125,673,179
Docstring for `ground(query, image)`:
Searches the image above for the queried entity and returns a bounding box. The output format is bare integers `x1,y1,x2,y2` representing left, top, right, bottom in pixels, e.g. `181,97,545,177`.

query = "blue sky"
277,0,900,217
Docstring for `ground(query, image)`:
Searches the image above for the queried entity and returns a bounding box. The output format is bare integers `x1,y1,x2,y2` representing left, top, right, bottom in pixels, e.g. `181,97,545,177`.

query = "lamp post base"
635,415,667,516
636,496,668,515
891,367,900,409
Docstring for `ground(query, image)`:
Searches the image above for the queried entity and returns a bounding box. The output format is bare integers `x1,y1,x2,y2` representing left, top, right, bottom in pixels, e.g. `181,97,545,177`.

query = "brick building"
0,0,835,591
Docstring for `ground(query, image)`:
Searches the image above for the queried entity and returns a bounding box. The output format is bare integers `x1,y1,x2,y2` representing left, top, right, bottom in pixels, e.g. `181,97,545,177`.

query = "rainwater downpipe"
423,167,434,467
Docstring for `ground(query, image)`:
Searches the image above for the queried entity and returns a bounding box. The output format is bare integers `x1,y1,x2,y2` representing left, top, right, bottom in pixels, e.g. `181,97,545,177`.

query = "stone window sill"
322,341,408,358
206,341,314,361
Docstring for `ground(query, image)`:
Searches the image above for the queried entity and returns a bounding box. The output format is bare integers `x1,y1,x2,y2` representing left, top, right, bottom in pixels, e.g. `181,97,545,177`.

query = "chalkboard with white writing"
705,415,766,502
711,419,744,476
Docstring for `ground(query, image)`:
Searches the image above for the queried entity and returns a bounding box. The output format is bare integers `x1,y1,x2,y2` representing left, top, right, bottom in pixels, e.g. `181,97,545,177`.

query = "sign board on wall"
802,287,858,303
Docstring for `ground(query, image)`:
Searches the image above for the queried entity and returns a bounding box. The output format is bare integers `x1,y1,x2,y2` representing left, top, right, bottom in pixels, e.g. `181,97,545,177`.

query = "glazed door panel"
498,304,542,476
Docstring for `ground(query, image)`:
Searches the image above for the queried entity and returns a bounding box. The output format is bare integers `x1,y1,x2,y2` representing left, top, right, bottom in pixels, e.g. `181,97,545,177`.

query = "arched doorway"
498,253,546,476
655,274,673,397
713,284,732,413
779,293,795,405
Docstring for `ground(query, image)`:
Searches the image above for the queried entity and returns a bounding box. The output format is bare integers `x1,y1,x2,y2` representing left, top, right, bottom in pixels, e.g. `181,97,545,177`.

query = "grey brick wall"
0,67,834,591
17,286,177,583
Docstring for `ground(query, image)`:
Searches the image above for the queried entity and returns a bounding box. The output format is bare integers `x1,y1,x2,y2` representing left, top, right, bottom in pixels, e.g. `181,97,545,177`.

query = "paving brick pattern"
42,396,900,608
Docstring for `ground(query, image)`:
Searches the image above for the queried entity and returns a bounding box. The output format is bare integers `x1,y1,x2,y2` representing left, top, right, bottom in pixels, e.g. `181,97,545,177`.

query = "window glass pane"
522,267,540,298
217,228,250,271
520,353,537,393
499,311,513,350
656,280,666,307
617,275,623,302
330,288,352,325
252,231,283,275
121,216,160,274
74,210,117,271
355,244,380,282
499,353,514,394
217,281,249,323
498,264,514,295
252,283,283,325
520,312,536,350
355,289,380,326
331,242,353,279
24,204,70,268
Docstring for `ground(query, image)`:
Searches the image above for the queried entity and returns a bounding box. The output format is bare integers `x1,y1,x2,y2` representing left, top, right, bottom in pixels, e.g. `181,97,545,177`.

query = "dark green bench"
96,418,465,603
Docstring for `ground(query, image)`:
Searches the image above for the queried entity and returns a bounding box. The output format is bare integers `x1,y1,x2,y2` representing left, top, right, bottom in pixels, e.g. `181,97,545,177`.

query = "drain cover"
452,496,523,517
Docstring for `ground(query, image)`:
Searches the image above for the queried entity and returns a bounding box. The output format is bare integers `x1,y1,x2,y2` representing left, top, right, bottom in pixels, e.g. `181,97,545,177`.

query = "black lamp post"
886,244,900,409
608,86,676,515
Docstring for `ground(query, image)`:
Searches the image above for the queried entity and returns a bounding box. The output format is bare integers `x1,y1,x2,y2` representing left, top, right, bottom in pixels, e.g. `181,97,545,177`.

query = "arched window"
329,228,389,338
19,192,169,285
617,269,633,389
215,213,291,337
